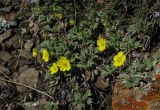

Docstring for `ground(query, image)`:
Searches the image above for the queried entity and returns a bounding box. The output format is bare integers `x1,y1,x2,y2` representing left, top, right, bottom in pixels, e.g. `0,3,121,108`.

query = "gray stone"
0,51,12,62
0,65,9,88
0,77,7,88
0,6,11,13
17,68,39,92
0,29,12,42
0,17,9,32
0,65,10,74
19,65,29,72
6,35,23,49
24,40,33,51
20,50,32,59
9,21,17,27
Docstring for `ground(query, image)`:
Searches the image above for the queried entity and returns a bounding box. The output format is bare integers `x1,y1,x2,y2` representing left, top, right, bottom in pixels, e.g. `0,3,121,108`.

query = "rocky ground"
0,0,160,110
0,0,48,109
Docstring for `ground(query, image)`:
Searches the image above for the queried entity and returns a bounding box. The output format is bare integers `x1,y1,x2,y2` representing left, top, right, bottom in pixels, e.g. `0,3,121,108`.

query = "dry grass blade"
0,77,55,100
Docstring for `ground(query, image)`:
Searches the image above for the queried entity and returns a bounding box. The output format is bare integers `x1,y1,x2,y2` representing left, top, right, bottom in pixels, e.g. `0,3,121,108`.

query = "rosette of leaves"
73,85,92,110
45,101,59,110
42,37,70,57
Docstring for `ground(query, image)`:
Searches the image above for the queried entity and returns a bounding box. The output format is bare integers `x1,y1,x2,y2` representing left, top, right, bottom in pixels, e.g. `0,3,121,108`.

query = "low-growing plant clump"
0,0,159,109
29,0,160,109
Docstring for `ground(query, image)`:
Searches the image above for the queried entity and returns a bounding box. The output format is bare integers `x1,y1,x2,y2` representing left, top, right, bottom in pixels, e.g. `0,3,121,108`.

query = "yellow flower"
97,35,107,51
55,13,63,19
69,18,75,26
57,56,71,72
32,48,38,57
50,63,58,74
113,51,126,67
42,48,49,62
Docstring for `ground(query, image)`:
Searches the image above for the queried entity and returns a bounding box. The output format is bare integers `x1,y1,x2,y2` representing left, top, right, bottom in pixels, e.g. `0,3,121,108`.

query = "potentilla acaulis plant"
31,0,159,89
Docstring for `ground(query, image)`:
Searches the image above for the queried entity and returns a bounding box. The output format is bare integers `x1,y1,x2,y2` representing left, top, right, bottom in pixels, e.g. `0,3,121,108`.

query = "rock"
0,83,17,101
0,6,12,13
0,65,10,74
13,72,18,82
0,0,12,6
0,17,10,33
4,11,17,21
25,0,37,4
7,58,18,71
0,51,12,62
19,65,29,72
20,50,32,59
9,20,17,27
21,28,28,35
23,35,32,40
19,59,33,65
17,68,39,92
19,20,29,29
112,79,160,110
24,97,47,110
29,21,34,28
30,22,39,36
0,29,12,42
95,75,109,89
0,69,7,87
24,40,33,51
39,97,47,105
6,35,23,49
0,78,7,88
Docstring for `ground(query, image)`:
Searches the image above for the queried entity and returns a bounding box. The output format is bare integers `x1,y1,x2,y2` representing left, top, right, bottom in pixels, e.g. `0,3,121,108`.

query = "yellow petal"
32,48,38,57
113,55,118,62
117,51,124,57
98,45,105,51
97,36,107,52
113,51,126,67
122,55,126,62
57,56,71,72
42,48,49,62
69,18,75,25
50,63,58,74
113,61,119,67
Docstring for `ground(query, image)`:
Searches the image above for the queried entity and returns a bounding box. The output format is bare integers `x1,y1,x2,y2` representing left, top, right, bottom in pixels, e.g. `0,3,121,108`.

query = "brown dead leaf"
95,75,109,89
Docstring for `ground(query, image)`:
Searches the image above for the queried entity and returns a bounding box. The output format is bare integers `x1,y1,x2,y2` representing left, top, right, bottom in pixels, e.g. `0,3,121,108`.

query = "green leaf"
38,15,46,22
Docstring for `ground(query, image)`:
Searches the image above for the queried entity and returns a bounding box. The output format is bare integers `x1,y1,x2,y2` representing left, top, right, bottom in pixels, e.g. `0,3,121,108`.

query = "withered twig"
0,77,54,100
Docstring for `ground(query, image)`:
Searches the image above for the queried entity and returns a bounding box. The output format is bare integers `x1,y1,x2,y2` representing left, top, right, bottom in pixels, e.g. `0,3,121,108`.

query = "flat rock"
4,11,17,21
0,51,12,62
0,65,9,90
0,76,7,88
24,40,33,51
17,68,39,92
18,59,33,66
0,29,12,42
19,65,29,72
25,0,37,4
0,65,10,74
9,20,17,27
20,50,32,59
0,6,12,13
19,21,29,29
6,35,23,49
